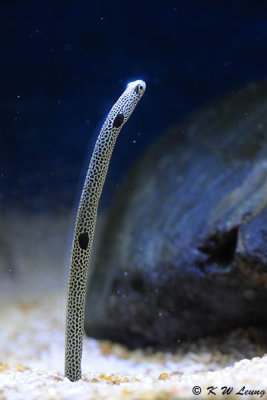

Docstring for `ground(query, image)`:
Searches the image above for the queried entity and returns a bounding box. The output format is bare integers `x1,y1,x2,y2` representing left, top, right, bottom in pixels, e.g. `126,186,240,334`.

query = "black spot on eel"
65,80,146,381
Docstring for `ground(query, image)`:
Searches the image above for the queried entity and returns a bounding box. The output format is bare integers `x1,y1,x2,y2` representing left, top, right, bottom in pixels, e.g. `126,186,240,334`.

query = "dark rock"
85,80,267,348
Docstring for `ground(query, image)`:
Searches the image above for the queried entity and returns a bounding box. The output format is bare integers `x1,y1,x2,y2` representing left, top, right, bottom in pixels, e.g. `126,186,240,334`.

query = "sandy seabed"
0,211,266,399
0,290,266,400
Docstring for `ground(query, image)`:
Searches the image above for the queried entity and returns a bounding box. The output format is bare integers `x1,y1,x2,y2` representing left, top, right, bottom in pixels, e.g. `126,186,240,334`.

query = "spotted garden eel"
65,80,146,381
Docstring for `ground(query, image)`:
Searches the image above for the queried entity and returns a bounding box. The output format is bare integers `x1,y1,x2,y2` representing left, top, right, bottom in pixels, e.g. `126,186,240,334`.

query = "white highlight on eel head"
127,79,146,91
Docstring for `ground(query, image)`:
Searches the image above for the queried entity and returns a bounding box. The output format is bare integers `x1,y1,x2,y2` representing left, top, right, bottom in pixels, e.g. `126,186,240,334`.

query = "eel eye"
134,84,143,95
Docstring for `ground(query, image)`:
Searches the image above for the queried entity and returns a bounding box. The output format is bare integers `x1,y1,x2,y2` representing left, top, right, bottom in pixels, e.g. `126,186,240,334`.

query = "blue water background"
0,0,266,212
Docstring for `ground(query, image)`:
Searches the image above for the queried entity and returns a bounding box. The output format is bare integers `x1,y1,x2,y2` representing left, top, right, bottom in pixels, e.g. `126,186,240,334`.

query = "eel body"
65,80,146,381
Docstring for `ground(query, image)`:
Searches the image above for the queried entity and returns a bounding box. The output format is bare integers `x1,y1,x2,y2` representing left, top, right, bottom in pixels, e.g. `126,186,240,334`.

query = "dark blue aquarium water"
0,0,266,211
